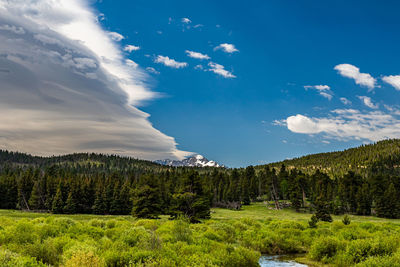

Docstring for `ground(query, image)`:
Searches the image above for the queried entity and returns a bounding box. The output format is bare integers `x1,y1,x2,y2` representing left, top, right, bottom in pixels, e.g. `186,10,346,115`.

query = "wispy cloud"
181,17,191,24
334,64,376,90
125,59,138,68
185,50,210,60
304,85,333,100
124,45,140,52
0,0,189,160
319,92,333,100
146,67,160,75
303,85,330,91
382,75,400,90
340,97,352,105
154,55,188,68
208,62,236,78
214,43,239,53
358,96,378,109
0,24,25,34
108,31,124,41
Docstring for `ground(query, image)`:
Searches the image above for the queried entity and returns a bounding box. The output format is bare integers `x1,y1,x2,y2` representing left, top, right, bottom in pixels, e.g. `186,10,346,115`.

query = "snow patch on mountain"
155,154,224,167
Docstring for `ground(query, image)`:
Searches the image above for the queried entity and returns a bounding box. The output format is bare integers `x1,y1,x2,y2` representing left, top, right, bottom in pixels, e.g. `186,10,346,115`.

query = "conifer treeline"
1,163,400,219
1,148,400,219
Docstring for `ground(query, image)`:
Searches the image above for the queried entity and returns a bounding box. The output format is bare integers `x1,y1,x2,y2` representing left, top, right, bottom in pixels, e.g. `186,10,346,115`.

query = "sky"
1,0,400,167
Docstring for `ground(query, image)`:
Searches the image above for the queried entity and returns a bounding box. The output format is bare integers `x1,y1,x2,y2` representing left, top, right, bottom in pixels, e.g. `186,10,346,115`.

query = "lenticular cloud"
0,0,189,160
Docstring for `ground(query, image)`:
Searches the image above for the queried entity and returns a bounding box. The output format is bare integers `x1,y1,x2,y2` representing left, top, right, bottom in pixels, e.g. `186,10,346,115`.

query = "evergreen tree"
171,171,211,223
288,170,302,211
28,181,43,210
64,190,78,214
92,186,107,215
315,196,333,222
381,183,399,218
355,182,371,215
132,174,162,219
17,169,34,210
51,184,64,214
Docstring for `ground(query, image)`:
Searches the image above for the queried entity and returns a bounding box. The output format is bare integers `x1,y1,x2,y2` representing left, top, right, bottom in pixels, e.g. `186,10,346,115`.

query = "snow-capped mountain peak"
155,154,224,168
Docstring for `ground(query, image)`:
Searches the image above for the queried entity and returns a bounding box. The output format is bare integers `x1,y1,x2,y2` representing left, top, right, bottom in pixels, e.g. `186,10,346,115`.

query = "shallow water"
258,255,308,267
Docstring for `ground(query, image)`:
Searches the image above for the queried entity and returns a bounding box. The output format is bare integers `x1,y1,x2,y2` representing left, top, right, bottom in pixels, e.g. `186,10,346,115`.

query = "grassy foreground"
0,204,400,266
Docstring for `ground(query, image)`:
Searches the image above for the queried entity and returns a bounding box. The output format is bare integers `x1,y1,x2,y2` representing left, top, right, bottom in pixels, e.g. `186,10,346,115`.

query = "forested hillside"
1,140,400,220
0,150,165,173
260,139,400,177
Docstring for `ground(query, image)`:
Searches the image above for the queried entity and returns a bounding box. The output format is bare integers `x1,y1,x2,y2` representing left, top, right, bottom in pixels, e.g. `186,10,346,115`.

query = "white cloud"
214,43,239,53
384,105,400,115
125,59,138,68
108,31,124,41
194,64,203,70
0,0,189,160
287,115,320,134
358,96,378,109
319,92,333,100
340,97,352,105
181,17,191,24
304,85,330,91
193,24,203,28
304,85,333,100
0,24,25,34
185,50,210,60
284,109,400,142
146,67,160,75
124,45,140,52
97,13,105,21
73,57,97,69
334,64,376,90
208,62,236,78
154,55,188,68
34,33,65,46
382,75,400,90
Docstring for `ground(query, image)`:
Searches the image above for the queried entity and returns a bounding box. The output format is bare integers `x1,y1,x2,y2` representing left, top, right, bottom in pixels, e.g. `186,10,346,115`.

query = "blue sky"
1,1,400,167
93,0,400,167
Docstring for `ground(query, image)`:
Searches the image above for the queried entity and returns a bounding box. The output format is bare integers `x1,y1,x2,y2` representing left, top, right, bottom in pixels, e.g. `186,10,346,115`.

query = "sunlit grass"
212,202,400,224
1,202,400,224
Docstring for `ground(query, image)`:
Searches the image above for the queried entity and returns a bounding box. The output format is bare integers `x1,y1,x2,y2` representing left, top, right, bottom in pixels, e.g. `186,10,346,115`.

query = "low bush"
0,211,399,266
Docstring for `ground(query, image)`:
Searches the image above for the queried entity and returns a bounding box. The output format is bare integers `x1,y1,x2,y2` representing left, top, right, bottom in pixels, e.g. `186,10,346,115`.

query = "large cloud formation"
0,0,189,160
286,109,400,142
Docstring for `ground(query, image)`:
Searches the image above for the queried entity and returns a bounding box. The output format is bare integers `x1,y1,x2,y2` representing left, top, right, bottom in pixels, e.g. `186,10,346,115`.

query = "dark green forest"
1,139,400,220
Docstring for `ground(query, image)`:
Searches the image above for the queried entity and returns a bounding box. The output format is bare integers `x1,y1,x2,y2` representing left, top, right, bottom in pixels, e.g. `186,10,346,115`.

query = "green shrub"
345,237,399,263
64,251,104,267
308,215,318,228
172,219,192,243
343,215,351,225
0,248,46,267
309,236,345,263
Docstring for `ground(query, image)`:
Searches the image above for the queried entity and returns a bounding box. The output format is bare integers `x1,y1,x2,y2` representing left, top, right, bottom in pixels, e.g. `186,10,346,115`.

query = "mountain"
155,154,224,168
256,139,400,177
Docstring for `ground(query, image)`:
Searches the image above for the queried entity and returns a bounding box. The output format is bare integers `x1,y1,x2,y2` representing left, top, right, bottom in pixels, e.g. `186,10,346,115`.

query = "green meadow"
1,203,400,266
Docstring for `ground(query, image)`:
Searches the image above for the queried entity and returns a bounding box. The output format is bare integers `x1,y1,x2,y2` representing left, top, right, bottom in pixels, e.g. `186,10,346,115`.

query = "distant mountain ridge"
256,139,400,177
0,150,224,171
155,154,224,168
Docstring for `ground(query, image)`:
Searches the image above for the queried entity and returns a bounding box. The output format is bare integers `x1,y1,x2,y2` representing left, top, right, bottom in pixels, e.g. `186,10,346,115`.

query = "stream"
259,255,308,267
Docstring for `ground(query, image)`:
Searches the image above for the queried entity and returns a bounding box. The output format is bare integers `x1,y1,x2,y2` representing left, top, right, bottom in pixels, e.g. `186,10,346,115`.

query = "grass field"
212,202,400,223
2,202,400,224
1,204,400,266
